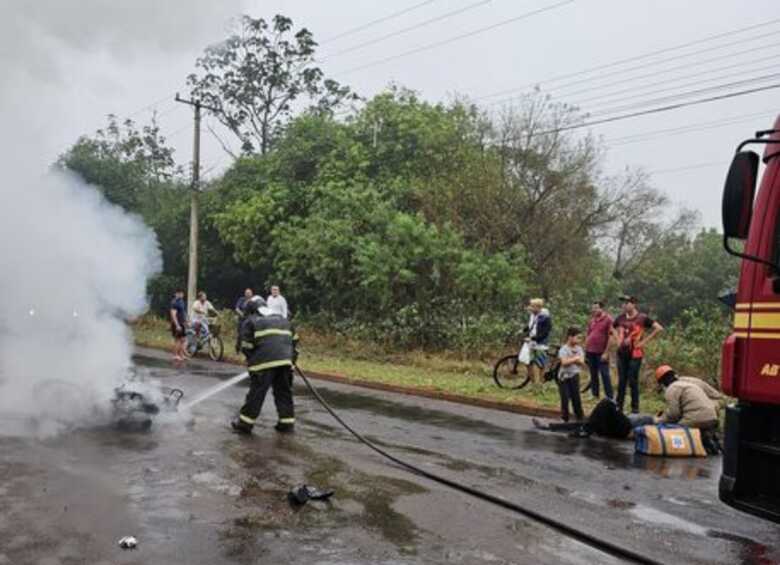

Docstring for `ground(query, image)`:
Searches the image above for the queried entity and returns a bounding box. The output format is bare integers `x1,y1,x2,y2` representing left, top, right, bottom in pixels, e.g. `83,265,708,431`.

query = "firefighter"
231,296,298,434
654,365,723,430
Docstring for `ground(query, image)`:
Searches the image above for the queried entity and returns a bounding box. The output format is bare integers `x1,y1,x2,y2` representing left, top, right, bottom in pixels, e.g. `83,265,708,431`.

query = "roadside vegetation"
61,13,737,410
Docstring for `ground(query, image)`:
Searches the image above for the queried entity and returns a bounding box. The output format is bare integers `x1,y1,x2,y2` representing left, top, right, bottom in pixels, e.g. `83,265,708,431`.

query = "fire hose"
293,364,664,565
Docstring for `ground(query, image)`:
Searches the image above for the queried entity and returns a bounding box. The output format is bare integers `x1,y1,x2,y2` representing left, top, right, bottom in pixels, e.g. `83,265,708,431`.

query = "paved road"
1,347,778,564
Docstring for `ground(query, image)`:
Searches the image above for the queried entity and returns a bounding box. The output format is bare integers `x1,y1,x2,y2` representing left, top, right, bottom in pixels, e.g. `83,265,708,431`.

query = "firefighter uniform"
231,302,298,434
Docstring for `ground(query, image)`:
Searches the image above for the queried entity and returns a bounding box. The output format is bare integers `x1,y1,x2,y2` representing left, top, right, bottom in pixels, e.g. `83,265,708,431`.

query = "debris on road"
288,484,335,506
117,536,137,549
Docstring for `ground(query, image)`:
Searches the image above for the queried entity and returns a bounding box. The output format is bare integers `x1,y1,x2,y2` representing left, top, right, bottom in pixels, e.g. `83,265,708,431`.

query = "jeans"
627,414,654,427
586,352,613,399
616,354,642,413
558,375,584,422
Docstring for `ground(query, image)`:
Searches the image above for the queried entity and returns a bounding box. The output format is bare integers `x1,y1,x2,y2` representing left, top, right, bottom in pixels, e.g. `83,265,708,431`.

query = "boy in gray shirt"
557,326,586,421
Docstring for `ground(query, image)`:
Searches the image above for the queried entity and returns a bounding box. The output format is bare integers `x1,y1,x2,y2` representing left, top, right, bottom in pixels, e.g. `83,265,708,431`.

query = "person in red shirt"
585,301,613,399
611,295,663,413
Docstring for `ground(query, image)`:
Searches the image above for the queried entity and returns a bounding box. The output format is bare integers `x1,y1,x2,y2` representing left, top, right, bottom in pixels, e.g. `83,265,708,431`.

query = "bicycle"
493,342,560,389
186,317,224,361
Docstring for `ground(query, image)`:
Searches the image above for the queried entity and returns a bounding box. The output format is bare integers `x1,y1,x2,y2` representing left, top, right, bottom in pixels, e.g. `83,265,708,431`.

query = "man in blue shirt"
169,289,188,361
234,288,254,353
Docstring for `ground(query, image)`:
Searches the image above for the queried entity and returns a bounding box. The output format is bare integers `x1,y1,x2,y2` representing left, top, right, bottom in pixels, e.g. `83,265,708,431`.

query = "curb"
135,341,561,419
300,369,561,418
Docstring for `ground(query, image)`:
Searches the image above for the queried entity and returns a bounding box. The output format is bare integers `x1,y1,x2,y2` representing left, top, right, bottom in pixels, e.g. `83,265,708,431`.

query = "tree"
605,170,698,279
488,94,616,297
622,228,739,322
187,14,356,156
58,114,180,212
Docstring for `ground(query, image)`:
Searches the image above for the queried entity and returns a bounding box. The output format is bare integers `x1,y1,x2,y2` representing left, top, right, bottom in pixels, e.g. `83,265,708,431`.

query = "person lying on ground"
533,397,634,439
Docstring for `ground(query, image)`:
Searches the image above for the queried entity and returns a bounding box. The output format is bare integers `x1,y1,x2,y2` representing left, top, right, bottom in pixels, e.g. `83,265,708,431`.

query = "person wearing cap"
654,365,723,430
231,296,299,434
611,295,663,413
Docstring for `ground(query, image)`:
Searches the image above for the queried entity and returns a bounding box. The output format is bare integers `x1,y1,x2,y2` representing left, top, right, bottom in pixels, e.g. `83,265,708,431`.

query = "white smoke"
0,168,162,432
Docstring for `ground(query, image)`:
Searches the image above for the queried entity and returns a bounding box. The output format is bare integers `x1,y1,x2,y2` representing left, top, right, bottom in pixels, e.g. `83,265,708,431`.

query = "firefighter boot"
275,420,295,433
231,418,253,435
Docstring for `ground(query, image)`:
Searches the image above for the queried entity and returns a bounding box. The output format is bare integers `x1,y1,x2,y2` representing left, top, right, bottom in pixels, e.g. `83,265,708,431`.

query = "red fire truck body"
719,115,780,522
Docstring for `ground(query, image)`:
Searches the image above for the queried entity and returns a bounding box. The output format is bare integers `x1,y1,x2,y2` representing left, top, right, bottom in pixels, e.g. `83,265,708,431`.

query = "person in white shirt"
191,291,216,335
266,285,288,319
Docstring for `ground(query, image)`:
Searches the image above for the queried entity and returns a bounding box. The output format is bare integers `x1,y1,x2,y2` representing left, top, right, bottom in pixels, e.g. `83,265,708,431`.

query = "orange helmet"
655,365,674,382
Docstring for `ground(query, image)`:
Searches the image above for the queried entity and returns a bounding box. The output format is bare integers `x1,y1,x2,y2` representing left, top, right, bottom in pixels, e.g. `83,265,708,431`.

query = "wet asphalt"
1,346,778,565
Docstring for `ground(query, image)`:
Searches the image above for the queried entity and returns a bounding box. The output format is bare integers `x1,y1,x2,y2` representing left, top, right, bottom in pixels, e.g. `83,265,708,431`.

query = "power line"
475,17,780,101
604,109,778,147
550,35,780,100
335,0,575,76
506,82,780,142
584,73,780,119
320,0,492,61
125,93,176,118
320,0,439,43
487,31,780,108
567,52,780,111
648,161,724,176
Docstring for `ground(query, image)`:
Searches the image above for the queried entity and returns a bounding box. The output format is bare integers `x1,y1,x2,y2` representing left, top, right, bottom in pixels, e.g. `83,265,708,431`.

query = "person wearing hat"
231,295,298,434
654,365,723,430
611,295,663,413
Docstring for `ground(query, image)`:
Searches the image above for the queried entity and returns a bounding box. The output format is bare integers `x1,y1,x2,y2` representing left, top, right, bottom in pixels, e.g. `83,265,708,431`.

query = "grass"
132,313,667,416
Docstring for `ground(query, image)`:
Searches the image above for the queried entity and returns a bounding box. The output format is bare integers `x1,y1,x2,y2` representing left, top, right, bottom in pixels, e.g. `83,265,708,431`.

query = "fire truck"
719,115,780,522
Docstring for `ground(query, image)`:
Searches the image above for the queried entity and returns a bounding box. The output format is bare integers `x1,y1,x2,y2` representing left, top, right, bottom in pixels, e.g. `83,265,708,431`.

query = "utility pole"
174,93,219,311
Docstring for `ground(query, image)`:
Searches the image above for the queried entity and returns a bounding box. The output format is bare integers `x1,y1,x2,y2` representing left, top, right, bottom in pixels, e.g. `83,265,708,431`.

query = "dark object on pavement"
118,535,138,549
288,484,335,506
230,419,253,435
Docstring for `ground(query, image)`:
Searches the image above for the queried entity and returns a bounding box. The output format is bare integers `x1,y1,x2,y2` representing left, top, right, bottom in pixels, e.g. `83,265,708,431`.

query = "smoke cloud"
0,168,162,433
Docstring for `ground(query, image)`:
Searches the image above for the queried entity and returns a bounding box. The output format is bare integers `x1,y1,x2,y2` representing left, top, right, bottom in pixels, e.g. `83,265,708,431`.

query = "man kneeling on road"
231,296,298,434
653,365,723,431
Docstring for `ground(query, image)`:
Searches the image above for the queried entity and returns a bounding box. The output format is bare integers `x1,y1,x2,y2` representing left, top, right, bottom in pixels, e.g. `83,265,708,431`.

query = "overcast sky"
1,0,778,226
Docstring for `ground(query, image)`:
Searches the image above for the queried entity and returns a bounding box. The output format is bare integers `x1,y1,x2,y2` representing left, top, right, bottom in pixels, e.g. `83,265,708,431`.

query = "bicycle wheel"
493,354,532,389
208,335,224,362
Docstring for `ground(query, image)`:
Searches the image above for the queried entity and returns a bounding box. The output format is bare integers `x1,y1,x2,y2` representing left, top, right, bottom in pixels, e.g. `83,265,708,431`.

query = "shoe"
231,419,253,435
275,422,294,433
288,486,309,505
303,485,334,500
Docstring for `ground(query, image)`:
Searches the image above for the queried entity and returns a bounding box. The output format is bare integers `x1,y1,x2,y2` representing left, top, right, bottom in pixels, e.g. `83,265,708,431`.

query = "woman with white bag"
519,298,552,384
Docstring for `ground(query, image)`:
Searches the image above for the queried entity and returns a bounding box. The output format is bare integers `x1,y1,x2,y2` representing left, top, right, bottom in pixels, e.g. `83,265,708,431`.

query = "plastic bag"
518,342,532,365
